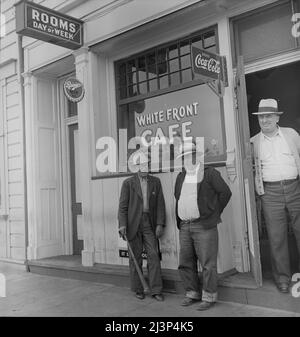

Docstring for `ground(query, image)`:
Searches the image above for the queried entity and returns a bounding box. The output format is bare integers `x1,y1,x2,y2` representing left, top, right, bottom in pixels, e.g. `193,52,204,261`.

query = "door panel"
36,78,63,258
235,56,262,286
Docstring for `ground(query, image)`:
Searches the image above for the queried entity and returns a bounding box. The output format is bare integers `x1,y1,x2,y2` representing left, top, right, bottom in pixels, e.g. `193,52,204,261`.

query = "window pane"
67,101,78,117
149,79,158,92
127,59,136,73
157,62,168,75
180,55,191,69
138,69,147,82
234,2,295,64
130,72,137,85
203,31,215,49
182,69,192,83
118,73,127,87
169,58,179,72
157,48,167,64
118,63,126,75
170,72,180,86
148,71,157,80
159,75,169,89
138,81,148,95
168,44,179,59
119,86,127,99
180,40,190,55
192,36,203,50
128,84,138,97
146,52,156,66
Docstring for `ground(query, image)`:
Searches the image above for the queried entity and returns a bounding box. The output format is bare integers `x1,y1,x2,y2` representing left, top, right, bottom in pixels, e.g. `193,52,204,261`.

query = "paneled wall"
91,168,235,273
0,74,25,260
0,0,25,261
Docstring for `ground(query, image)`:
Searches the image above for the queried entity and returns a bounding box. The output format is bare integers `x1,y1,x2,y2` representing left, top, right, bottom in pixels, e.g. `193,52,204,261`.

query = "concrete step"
27,256,300,314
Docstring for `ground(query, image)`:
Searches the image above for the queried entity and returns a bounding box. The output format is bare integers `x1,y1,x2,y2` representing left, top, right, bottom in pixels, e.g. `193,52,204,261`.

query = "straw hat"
252,99,283,115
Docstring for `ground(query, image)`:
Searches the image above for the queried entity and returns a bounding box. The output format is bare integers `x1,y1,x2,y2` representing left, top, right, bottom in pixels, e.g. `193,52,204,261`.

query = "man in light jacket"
251,98,300,293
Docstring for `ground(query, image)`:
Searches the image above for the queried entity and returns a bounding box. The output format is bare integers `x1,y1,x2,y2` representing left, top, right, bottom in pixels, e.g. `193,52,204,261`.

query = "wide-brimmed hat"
252,99,283,115
176,142,204,159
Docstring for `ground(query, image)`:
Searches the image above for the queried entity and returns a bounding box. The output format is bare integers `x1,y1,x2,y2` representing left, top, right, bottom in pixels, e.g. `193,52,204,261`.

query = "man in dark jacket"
174,142,232,310
118,150,166,301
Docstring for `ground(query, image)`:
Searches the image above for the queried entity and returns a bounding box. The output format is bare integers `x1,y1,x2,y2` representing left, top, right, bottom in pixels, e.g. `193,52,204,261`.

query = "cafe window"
115,27,226,169
116,29,217,101
232,0,300,65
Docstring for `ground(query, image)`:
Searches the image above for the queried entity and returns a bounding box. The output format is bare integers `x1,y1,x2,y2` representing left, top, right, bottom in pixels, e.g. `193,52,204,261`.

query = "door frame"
244,49,300,75
233,50,300,285
58,73,78,255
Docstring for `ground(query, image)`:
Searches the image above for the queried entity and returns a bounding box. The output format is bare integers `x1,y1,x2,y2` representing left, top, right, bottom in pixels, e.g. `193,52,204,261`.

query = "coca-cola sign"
192,47,222,81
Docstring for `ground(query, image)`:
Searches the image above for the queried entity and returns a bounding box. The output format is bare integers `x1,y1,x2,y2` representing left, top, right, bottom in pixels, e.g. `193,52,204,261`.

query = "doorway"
245,60,300,278
59,75,83,256
69,123,83,255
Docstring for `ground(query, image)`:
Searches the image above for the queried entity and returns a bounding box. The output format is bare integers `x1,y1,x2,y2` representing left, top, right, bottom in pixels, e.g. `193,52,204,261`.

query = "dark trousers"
128,213,163,295
261,179,300,284
178,223,218,302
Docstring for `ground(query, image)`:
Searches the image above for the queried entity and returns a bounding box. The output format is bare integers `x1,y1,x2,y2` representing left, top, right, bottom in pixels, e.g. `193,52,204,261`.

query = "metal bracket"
206,80,225,98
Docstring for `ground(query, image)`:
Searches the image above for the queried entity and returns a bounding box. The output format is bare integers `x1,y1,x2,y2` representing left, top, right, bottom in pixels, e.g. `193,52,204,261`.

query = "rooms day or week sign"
16,1,83,50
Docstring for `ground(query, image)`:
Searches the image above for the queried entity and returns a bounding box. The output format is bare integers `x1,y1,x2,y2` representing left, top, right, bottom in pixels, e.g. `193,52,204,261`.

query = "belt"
180,218,201,225
263,176,299,186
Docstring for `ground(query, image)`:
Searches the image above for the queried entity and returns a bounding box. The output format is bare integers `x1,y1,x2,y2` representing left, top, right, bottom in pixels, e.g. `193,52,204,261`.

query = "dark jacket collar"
177,167,207,196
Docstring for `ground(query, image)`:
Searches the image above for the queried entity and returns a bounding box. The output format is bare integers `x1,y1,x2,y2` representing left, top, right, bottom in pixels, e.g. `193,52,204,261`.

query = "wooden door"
36,77,63,258
235,56,262,286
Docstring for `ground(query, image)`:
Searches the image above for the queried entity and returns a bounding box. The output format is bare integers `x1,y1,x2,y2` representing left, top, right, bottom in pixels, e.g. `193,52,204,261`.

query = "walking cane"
124,234,150,294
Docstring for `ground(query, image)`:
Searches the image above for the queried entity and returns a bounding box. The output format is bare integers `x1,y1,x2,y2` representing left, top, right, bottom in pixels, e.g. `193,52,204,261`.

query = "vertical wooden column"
73,48,95,266
23,71,37,260
218,17,250,272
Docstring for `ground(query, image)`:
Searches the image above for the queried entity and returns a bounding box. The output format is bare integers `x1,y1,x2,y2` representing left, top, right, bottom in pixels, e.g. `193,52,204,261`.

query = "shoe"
181,297,200,306
135,292,145,300
152,293,164,301
196,301,215,311
276,283,290,293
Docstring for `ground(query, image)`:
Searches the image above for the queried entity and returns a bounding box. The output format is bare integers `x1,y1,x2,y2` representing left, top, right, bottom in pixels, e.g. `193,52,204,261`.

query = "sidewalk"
0,262,299,317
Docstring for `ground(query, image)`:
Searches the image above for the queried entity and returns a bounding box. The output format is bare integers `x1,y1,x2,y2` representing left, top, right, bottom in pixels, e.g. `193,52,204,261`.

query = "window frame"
231,0,300,67
115,26,219,105
114,25,228,169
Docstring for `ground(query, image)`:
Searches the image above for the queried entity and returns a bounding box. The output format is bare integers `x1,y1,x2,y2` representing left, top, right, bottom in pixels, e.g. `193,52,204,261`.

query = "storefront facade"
1,0,300,287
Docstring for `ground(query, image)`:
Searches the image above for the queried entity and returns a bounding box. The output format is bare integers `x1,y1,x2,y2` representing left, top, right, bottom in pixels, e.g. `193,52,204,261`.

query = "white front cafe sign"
15,0,83,50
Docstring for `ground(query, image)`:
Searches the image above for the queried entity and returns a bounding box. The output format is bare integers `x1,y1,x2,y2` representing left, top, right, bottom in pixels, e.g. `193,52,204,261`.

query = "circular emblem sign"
63,77,85,102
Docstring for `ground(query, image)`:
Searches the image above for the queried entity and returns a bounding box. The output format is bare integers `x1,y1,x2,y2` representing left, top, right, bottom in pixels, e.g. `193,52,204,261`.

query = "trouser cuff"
186,290,201,300
202,290,217,303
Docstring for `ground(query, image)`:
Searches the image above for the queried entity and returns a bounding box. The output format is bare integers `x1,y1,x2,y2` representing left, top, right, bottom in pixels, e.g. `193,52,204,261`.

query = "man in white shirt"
174,141,232,310
251,99,300,293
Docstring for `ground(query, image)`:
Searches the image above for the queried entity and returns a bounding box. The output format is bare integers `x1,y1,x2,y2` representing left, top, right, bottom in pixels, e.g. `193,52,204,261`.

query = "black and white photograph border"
0,0,300,322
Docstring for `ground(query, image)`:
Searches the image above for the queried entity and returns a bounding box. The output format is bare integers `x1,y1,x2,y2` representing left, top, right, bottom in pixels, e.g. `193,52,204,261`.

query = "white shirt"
260,128,298,182
178,165,202,220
